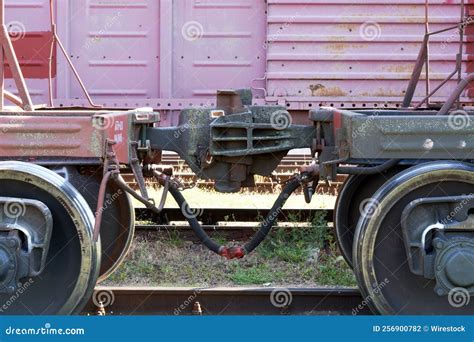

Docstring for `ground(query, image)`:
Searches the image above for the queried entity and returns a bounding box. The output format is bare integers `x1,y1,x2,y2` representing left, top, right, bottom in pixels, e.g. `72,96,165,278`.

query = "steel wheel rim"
335,168,403,268
334,175,366,268
0,162,100,315
66,169,134,282
354,161,474,315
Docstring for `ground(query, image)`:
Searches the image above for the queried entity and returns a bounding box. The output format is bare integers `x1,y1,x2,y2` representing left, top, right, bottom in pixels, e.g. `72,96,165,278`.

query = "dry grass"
104,217,356,288
105,183,354,288
134,187,336,210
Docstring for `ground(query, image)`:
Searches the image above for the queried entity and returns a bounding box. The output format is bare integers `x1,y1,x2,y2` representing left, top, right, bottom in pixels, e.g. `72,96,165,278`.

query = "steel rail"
134,208,333,225
84,287,368,315
135,224,330,241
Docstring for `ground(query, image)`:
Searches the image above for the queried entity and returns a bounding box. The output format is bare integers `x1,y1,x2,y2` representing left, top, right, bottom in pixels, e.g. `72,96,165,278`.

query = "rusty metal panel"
0,114,104,159
266,0,473,108
339,111,474,160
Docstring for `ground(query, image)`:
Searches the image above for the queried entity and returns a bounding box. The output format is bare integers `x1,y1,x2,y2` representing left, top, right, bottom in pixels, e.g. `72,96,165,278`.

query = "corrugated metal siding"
5,0,50,103
3,0,473,110
171,0,266,99
21,0,266,108
66,0,160,101
266,0,472,107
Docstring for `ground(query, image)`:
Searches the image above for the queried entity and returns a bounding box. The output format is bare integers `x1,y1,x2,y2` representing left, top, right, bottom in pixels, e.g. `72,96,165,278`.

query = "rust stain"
310,84,347,97
327,43,348,53
337,24,354,30
327,43,369,53
385,64,416,74
359,89,403,97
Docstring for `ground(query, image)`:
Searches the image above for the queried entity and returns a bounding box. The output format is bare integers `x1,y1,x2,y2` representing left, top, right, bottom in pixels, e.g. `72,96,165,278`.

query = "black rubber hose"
337,159,400,175
165,175,302,257
243,177,302,254
167,182,222,254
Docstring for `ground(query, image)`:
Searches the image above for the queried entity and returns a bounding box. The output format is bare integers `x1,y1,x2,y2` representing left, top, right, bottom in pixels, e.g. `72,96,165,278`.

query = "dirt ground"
104,189,356,288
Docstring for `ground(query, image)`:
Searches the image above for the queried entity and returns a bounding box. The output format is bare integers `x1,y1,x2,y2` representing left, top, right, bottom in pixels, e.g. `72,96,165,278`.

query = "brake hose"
159,172,303,259
337,159,400,175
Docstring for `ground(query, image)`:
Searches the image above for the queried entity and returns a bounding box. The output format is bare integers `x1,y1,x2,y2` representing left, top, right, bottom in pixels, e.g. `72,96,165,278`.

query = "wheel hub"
0,197,53,294
0,234,23,293
402,195,474,296
434,237,474,295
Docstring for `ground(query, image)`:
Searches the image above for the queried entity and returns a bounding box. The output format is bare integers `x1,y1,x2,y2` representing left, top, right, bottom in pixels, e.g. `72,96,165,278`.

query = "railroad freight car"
1,0,474,315
7,0,474,123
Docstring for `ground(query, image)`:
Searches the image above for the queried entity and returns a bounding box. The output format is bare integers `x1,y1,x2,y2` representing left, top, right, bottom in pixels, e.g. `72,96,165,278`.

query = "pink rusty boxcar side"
4,0,473,124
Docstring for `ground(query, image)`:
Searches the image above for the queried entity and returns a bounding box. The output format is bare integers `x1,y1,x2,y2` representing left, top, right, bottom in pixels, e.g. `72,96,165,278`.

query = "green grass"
166,230,185,248
259,212,329,263
105,212,357,288
108,247,159,283
229,263,283,285
316,253,356,286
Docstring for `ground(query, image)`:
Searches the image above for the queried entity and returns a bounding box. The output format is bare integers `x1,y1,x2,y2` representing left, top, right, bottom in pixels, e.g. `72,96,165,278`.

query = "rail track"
135,208,333,225
124,154,345,194
84,287,368,315
135,224,333,242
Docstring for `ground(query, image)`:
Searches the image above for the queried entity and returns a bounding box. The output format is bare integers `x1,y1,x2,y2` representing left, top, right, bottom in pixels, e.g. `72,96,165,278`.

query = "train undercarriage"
3,93,474,315
1,0,474,315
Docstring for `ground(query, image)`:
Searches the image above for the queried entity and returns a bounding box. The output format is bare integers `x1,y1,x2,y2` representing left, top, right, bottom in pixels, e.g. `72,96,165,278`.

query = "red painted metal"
0,112,104,159
0,0,32,110
4,32,56,79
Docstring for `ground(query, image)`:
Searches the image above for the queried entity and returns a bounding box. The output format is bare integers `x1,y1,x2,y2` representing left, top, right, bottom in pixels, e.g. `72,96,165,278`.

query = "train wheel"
353,161,474,314
334,168,402,268
0,162,100,314
63,168,135,282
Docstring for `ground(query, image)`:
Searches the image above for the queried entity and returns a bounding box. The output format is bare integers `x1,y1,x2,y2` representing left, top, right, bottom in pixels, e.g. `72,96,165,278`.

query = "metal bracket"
0,197,53,292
